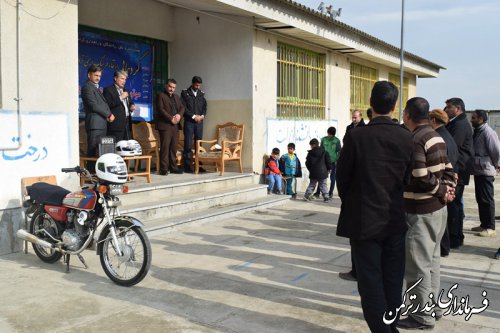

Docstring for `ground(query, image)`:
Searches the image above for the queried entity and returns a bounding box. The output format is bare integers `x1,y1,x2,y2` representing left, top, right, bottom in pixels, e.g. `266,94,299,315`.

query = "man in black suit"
336,81,413,333
346,109,366,132
104,70,135,141
81,65,114,171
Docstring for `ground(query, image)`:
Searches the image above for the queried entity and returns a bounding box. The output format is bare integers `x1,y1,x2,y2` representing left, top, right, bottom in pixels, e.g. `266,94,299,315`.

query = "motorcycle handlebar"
61,167,76,173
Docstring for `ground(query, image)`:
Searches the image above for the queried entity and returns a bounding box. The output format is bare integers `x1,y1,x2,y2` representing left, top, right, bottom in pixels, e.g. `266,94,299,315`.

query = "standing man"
337,81,413,333
81,65,114,172
104,70,135,142
314,126,341,199
397,97,456,330
470,110,500,236
181,76,207,173
156,79,185,175
445,98,474,249
346,109,366,132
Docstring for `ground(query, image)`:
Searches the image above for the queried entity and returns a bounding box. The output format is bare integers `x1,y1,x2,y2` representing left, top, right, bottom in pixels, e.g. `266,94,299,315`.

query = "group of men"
336,81,499,332
82,64,208,174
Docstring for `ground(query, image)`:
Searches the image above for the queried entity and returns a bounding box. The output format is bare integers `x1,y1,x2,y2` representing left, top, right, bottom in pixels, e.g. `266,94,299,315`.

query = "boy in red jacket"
265,147,282,194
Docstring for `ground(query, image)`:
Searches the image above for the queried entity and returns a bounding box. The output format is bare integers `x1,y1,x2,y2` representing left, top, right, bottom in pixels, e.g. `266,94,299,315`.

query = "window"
277,43,325,119
389,73,409,121
350,63,378,117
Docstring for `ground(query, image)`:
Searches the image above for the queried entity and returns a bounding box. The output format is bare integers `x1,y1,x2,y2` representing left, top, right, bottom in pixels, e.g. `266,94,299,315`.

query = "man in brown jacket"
156,79,185,175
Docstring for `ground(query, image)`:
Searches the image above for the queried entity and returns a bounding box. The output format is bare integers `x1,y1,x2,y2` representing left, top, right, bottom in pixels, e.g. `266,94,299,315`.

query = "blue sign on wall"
78,29,153,121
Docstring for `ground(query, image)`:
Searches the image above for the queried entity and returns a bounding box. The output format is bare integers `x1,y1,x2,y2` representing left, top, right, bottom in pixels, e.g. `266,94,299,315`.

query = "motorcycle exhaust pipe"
16,229,60,252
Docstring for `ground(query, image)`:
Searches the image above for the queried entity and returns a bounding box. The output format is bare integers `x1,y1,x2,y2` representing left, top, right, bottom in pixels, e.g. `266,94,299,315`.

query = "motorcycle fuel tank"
62,189,97,210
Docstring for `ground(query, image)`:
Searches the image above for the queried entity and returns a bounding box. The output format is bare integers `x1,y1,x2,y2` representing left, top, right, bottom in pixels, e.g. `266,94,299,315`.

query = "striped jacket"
404,124,456,214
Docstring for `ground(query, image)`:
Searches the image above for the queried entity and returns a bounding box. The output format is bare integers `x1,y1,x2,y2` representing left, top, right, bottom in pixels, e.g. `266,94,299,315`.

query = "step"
120,173,258,206
121,184,270,222
143,195,291,236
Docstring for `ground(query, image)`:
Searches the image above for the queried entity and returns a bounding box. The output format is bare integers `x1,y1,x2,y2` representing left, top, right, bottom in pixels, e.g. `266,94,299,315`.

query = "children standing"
265,147,282,195
279,143,302,198
304,138,332,202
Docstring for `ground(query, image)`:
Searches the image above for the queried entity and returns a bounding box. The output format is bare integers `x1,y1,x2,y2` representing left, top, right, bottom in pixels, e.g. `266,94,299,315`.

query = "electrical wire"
2,0,72,20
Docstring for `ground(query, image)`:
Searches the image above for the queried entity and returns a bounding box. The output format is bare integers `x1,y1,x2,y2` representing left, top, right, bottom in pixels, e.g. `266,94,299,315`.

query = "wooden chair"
195,122,244,176
21,175,57,253
79,121,87,156
132,122,160,173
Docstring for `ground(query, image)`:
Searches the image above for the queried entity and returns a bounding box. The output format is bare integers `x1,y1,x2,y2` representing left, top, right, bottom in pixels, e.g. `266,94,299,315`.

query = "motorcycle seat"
27,182,71,206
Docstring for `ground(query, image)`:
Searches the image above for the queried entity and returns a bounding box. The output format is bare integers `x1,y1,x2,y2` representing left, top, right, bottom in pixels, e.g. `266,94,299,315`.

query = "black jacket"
445,112,474,185
346,118,366,132
436,126,459,170
181,88,207,123
305,146,331,180
336,117,413,240
103,85,134,133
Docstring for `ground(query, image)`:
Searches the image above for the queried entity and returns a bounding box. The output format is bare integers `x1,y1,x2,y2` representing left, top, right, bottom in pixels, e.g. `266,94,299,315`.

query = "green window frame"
350,63,378,117
277,43,326,119
389,73,409,121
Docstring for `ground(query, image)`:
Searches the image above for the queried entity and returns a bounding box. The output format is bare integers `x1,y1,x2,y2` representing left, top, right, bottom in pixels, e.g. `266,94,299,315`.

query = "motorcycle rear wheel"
99,221,151,287
29,210,63,263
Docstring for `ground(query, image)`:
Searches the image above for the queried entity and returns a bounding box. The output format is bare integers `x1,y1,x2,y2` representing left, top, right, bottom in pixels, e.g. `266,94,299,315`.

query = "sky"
295,0,500,110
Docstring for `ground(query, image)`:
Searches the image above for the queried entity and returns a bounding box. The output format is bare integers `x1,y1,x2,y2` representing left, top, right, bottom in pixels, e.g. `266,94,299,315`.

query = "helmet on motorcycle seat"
128,139,142,156
115,140,135,157
95,153,128,184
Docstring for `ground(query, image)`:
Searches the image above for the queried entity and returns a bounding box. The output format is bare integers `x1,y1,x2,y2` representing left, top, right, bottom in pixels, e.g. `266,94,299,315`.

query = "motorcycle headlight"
108,184,124,195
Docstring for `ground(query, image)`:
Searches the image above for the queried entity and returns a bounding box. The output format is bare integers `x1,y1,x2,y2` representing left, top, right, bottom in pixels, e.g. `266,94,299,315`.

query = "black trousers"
86,128,107,173
474,175,496,230
440,204,453,256
183,121,203,170
351,233,405,333
448,184,465,248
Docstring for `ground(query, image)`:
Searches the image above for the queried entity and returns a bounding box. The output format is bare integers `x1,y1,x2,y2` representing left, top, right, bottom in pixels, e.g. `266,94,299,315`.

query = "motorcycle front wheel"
99,221,152,287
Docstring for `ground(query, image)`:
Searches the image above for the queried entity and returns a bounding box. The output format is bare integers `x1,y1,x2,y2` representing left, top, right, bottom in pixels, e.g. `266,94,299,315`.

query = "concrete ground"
0,196,499,333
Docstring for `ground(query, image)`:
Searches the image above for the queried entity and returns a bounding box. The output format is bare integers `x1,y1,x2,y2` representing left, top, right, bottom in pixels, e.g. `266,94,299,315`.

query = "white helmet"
116,140,135,157
128,139,142,156
95,153,128,184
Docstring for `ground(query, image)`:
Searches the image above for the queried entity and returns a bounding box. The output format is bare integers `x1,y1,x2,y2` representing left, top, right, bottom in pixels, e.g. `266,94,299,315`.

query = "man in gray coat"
470,110,500,237
82,65,114,171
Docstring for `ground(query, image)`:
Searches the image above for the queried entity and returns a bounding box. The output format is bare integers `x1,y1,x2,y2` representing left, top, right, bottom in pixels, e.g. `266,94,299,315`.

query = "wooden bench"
80,155,152,184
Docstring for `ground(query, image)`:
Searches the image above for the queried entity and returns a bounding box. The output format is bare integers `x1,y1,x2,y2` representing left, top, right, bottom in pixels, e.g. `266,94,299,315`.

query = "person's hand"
108,114,115,122
444,186,455,203
129,104,136,112
121,91,129,100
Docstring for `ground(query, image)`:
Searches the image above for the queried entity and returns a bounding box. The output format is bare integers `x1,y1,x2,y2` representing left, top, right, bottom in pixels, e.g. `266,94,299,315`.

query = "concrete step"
120,173,258,206
143,195,291,236
121,184,271,222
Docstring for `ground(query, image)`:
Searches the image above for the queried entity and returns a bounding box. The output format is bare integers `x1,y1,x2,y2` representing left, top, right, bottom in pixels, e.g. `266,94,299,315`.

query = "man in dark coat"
104,70,135,142
346,109,366,132
81,65,114,172
156,79,185,175
336,81,413,333
181,76,207,173
445,98,474,249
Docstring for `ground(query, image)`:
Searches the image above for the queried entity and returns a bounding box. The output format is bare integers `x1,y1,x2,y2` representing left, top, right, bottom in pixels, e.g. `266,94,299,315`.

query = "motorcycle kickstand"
77,254,89,269
64,254,71,273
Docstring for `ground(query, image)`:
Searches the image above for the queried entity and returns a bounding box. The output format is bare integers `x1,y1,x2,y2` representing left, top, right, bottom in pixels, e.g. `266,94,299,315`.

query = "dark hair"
473,109,488,122
309,138,319,146
287,143,295,149
167,78,177,85
405,97,430,122
366,108,373,120
370,81,398,115
192,76,203,84
272,147,280,155
87,64,102,74
327,126,336,136
445,98,465,112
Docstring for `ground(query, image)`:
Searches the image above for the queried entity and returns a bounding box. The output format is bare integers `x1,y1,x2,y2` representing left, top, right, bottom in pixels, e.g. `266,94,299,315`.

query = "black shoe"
184,167,193,173
198,167,207,173
338,270,357,281
170,168,184,174
328,193,333,199
323,197,330,202
396,317,434,330
313,193,320,198
291,194,297,199
159,170,169,176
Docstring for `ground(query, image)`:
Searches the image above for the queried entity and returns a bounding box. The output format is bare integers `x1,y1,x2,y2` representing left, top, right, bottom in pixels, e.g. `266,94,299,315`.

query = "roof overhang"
157,0,444,78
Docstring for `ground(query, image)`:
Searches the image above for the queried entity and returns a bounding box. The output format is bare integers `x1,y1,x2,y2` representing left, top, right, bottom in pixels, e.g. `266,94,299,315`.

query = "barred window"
350,63,378,118
389,73,409,121
277,43,325,119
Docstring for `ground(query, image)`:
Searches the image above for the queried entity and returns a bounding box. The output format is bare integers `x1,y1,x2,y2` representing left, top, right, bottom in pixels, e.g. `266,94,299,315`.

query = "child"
265,147,282,195
304,138,331,202
279,143,302,199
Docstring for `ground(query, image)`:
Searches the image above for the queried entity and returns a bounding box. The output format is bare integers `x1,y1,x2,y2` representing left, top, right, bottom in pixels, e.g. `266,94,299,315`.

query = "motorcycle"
17,153,152,287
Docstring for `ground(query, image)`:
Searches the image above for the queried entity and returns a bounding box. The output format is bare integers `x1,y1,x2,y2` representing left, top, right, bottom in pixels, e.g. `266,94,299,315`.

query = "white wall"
0,0,79,254
170,8,254,171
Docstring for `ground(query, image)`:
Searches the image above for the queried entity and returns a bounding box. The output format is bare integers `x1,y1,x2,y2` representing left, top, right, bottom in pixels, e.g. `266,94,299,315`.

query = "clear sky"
295,0,500,110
